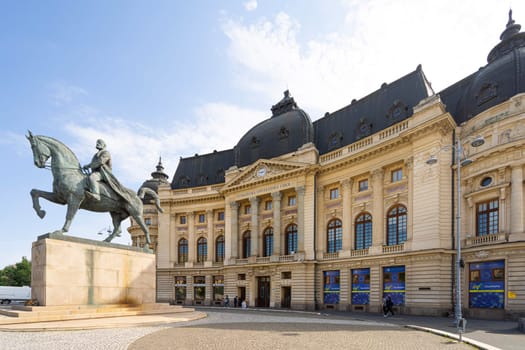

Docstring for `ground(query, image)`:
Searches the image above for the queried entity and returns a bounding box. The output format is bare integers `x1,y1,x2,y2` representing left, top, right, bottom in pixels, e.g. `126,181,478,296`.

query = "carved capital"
405,156,414,170
249,196,260,205
230,201,239,210
271,191,282,201
340,179,353,189
295,185,305,196
372,168,384,181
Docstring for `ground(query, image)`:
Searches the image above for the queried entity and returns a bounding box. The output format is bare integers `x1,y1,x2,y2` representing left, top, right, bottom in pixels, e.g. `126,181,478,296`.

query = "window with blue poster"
383,266,405,305
351,268,370,304
323,270,340,304
469,260,505,309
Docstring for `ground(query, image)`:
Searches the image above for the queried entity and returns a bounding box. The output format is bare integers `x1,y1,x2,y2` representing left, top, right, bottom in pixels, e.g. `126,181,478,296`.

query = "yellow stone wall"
130,93,525,318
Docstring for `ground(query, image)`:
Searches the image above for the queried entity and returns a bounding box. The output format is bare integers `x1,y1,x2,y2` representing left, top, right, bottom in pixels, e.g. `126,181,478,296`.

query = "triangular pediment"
223,159,309,191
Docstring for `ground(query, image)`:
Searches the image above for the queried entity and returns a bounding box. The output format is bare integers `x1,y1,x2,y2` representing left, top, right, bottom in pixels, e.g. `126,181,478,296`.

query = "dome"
139,158,169,203
234,90,314,167
455,10,525,122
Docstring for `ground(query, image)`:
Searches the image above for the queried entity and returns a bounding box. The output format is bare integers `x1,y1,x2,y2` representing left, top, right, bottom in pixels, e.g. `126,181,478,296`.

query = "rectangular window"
323,270,340,304
383,266,405,305
145,218,151,226
469,260,505,309
238,273,246,281
217,211,224,221
351,268,370,305
358,179,369,192
281,271,292,279
329,188,339,200
179,216,187,225
244,205,251,215
288,195,296,206
476,199,499,236
391,168,403,183
198,214,205,223
265,200,273,210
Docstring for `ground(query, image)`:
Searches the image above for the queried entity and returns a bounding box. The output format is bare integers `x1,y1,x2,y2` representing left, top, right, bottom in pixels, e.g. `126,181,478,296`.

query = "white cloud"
244,0,257,11
49,81,88,106
62,103,265,187
222,0,525,119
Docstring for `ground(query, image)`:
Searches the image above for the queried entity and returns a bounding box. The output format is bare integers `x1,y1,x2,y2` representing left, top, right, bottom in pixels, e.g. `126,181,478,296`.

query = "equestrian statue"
27,131,163,248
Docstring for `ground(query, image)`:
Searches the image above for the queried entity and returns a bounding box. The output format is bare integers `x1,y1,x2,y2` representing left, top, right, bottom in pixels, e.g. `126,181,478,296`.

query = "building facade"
130,13,525,319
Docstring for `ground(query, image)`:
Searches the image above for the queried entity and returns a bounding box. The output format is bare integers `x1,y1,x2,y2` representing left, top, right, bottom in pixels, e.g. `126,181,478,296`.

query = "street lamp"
426,134,485,334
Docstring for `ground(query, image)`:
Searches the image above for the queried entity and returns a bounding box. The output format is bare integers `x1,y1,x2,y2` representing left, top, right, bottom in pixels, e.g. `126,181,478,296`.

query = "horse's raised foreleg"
104,211,127,243
30,189,64,219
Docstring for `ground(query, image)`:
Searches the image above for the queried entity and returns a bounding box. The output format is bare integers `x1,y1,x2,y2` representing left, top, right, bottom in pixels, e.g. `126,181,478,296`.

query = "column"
227,201,239,262
341,179,352,252
250,197,260,257
316,187,326,255
510,165,524,235
296,186,306,253
187,212,195,264
372,168,385,248
206,210,214,262
272,191,282,256
405,157,414,242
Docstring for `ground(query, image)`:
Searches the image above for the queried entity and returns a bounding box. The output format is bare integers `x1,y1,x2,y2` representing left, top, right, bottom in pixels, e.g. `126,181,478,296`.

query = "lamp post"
426,135,485,333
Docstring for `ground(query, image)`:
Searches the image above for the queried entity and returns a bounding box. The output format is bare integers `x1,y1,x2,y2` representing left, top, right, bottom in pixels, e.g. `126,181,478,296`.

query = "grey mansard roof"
440,10,525,123
313,66,432,155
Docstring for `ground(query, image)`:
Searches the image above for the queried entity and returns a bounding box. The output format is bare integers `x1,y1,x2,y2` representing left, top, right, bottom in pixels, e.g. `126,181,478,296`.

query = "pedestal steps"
0,303,192,324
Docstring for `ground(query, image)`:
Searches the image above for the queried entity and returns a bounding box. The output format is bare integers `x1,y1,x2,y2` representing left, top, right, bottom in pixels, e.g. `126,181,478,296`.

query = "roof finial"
500,8,521,41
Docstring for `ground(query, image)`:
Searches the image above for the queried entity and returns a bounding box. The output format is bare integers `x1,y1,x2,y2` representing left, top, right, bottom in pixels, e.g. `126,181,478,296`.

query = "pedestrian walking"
383,295,394,317
233,296,238,308
241,299,247,309
224,295,230,307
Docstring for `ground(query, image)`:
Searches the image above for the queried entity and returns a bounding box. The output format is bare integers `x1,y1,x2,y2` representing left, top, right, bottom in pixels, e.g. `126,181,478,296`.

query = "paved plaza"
0,307,522,350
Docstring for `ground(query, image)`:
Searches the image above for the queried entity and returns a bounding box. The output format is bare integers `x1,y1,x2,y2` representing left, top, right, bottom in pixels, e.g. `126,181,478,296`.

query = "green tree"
0,257,31,286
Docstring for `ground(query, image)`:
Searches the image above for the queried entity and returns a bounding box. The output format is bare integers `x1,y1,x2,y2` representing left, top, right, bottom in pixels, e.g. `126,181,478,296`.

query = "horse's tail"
138,187,164,213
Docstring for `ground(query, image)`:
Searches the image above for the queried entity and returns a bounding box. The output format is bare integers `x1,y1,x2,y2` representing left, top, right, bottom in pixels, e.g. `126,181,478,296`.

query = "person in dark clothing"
383,295,394,317
234,296,238,308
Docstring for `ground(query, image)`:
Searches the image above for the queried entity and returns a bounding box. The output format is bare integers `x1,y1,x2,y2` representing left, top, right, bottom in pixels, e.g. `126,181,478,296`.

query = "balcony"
322,252,340,260
351,248,369,257
465,232,508,247
382,244,404,254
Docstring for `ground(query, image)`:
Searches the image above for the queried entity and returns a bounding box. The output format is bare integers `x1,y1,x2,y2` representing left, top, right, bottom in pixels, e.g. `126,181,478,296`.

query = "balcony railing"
351,248,369,257
256,257,271,264
382,244,404,254
279,254,295,262
465,232,508,247
322,252,340,260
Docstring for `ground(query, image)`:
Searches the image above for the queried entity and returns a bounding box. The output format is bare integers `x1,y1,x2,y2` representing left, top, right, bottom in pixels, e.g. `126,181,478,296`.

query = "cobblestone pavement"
0,310,475,350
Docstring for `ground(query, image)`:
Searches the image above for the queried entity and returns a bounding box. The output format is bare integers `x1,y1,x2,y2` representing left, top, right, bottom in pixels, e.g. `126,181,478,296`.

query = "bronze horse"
27,131,163,247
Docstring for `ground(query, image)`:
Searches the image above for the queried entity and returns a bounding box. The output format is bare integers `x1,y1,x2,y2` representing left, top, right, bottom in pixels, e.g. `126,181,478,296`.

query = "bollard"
457,318,467,342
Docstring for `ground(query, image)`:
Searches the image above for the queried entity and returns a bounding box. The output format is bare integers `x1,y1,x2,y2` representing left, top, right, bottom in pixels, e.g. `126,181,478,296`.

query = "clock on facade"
257,167,267,177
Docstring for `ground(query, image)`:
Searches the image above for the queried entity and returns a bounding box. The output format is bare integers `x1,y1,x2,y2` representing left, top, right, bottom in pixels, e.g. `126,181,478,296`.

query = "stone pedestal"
32,233,156,306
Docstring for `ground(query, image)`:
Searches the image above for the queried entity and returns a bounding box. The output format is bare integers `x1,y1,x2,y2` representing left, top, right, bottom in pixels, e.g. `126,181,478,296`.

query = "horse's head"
27,131,51,168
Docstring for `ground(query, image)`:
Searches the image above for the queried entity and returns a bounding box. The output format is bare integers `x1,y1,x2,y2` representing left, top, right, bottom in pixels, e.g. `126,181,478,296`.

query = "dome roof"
139,158,169,203
451,10,525,123
234,90,314,167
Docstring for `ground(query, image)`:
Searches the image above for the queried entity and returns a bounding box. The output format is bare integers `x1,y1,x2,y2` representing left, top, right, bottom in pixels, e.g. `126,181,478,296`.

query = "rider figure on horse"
83,139,111,201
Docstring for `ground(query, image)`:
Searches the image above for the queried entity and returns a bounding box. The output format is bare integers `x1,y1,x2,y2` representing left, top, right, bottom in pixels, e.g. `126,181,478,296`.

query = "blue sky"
1,0,522,269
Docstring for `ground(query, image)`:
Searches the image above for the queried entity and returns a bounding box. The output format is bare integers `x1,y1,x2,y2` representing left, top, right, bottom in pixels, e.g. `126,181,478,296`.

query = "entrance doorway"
237,287,246,307
257,276,271,307
281,287,291,308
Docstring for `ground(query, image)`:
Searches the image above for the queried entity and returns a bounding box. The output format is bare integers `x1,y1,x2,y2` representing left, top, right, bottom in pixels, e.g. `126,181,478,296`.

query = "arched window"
242,231,251,258
215,235,225,262
263,227,273,257
355,213,372,250
178,238,188,264
387,205,407,246
197,237,207,262
285,224,298,255
327,219,342,253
